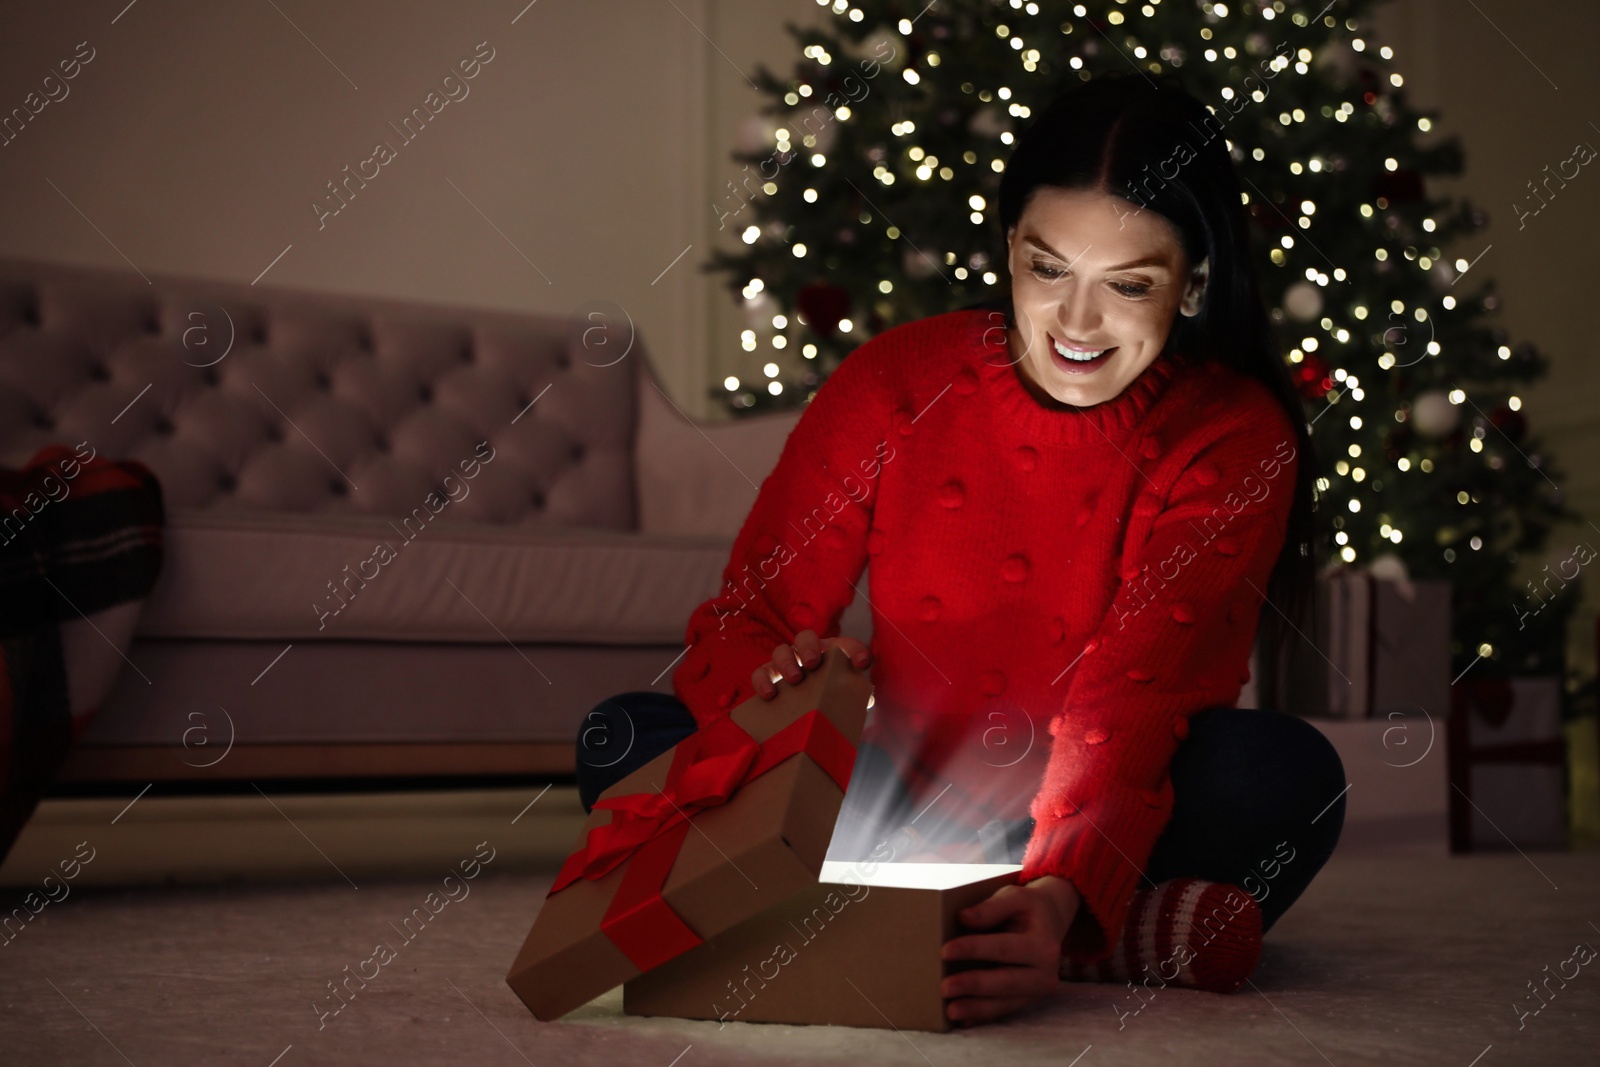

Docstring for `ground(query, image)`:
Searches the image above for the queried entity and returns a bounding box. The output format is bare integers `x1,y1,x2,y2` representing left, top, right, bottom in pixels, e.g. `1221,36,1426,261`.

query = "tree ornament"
861,28,902,67
1249,197,1294,232
1314,42,1358,81
1385,425,1415,460
1372,167,1425,204
1357,66,1384,104
796,280,852,338
1429,259,1458,292
743,291,777,328
903,245,940,280
968,106,1009,138
1488,405,1528,442
1411,390,1460,438
805,116,840,156
1292,352,1332,400
1283,281,1324,322
737,113,779,155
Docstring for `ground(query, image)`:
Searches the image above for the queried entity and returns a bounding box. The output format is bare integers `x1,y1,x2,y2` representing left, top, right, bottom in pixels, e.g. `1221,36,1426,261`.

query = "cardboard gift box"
1449,675,1567,851
624,860,1021,1031
1261,566,1452,720
505,646,872,1021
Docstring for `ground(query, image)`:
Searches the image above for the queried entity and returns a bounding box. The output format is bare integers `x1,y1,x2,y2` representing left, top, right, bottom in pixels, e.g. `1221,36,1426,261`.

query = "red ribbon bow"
552,714,758,892
549,709,855,972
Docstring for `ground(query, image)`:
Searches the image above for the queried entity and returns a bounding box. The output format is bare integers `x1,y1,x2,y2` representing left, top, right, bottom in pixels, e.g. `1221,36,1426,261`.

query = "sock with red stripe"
1061,878,1262,994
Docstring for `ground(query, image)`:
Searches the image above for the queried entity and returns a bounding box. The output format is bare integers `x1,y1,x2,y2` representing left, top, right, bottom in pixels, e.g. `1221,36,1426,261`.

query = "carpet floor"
3,843,1597,1067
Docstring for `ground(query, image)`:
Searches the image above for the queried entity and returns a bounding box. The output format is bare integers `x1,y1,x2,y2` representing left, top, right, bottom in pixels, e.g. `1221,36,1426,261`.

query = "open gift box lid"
505,646,873,1020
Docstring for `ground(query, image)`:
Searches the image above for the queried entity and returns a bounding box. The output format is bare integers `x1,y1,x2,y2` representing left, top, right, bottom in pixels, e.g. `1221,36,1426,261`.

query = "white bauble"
1283,281,1323,322
1313,43,1358,81
860,29,903,68
903,245,940,280
742,292,777,327
802,113,839,155
737,114,779,155
1411,389,1460,438
968,106,1009,138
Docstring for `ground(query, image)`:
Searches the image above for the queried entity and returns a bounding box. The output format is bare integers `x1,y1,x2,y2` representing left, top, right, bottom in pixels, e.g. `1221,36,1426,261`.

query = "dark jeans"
572,692,1345,934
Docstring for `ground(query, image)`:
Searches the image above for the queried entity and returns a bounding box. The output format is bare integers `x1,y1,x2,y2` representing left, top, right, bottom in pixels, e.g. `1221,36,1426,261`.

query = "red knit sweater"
672,308,1299,961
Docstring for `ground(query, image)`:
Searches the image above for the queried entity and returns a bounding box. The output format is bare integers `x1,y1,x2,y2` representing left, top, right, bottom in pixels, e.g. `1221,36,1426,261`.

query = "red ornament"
1249,198,1294,232
1292,353,1332,400
1372,167,1425,204
1384,425,1415,460
796,280,852,339
1489,405,1528,442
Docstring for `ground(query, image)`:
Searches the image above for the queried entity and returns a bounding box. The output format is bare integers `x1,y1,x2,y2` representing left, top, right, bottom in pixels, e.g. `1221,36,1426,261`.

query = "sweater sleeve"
671,341,896,727
1020,393,1301,962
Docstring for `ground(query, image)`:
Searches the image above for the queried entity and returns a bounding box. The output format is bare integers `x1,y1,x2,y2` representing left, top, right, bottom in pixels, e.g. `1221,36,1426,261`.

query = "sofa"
0,256,871,785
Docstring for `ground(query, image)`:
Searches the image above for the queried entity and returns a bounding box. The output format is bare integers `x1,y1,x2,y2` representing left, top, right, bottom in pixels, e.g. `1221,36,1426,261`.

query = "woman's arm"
1023,383,1301,962
671,340,897,726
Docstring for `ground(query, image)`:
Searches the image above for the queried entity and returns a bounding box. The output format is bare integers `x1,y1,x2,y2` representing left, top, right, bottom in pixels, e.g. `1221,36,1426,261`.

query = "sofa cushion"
78,641,688,746
137,508,731,644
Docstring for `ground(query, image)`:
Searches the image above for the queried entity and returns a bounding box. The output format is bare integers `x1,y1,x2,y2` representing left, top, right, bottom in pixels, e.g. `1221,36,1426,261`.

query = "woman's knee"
574,690,697,812
1183,709,1344,808
575,691,692,756
1155,709,1345,930
1245,713,1347,929
1269,712,1347,829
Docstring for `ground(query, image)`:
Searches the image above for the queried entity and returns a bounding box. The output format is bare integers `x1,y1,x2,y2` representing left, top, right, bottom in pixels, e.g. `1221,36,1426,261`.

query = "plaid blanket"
0,443,164,862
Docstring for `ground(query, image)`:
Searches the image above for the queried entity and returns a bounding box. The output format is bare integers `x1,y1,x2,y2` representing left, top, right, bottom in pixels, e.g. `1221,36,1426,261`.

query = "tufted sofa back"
0,258,640,530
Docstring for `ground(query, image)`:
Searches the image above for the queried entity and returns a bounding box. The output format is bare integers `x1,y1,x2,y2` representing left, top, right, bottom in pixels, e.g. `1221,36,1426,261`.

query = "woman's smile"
1048,333,1117,375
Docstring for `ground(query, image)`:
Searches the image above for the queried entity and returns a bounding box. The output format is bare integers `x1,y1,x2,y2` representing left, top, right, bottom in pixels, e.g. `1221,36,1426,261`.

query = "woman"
576,72,1345,1027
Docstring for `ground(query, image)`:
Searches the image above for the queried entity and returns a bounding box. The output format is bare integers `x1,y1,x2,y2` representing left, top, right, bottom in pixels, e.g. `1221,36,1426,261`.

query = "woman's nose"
1056,285,1102,339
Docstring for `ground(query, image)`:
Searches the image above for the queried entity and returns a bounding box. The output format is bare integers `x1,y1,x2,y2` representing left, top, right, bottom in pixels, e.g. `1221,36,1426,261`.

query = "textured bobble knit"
672,308,1299,963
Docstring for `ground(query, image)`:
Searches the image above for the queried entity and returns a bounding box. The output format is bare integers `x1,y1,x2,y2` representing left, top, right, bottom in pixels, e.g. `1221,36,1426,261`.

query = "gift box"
505,646,872,1021
1448,675,1567,851
1260,564,1452,720
623,860,1021,1031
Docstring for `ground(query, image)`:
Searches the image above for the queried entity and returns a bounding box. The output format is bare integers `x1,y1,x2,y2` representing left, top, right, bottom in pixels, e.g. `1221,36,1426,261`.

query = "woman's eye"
1030,262,1064,280
1115,283,1150,297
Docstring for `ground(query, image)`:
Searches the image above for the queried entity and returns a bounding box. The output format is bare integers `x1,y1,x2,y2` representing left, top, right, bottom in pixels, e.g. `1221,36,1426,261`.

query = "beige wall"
0,0,823,421
1,0,1592,672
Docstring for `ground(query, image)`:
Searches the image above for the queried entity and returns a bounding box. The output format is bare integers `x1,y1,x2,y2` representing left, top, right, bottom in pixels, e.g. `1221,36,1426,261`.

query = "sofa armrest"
631,358,873,643
634,357,800,539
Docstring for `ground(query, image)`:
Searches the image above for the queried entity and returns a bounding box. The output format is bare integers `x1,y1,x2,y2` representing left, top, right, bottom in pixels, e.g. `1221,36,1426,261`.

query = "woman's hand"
750,628,870,700
940,875,1080,1026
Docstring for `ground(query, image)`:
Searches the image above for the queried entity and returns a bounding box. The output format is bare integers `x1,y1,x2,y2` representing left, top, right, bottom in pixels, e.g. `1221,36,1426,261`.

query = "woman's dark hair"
975,70,1320,664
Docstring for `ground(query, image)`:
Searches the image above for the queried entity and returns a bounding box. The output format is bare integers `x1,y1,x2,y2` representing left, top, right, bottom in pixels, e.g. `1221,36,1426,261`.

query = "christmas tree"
704,0,1582,683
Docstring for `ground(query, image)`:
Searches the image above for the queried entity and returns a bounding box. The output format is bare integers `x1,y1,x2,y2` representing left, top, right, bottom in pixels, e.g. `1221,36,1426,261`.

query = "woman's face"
1004,186,1208,408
